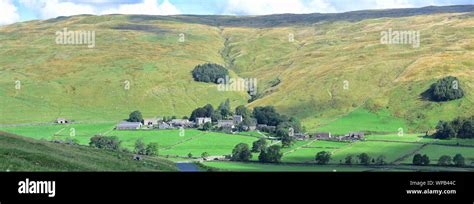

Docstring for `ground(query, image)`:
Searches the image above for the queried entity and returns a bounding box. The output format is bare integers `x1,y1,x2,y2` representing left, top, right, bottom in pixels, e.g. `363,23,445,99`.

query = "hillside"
0,131,177,171
0,5,473,133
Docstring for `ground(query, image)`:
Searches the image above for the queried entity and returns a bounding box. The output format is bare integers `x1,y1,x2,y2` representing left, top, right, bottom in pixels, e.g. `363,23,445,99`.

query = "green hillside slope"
0,7,473,133
0,131,177,171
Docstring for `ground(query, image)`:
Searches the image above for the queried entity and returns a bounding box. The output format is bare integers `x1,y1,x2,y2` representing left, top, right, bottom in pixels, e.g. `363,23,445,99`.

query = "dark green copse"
231,143,252,162
426,76,464,102
90,135,122,151
434,116,474,139
315,151,331,165
251,138,267,153
453,154,465,167
192,63,229,84
258,145,283,163
128,110,144,123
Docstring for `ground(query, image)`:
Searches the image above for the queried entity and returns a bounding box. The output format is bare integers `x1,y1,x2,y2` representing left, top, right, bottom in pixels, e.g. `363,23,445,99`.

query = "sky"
1,0,473,25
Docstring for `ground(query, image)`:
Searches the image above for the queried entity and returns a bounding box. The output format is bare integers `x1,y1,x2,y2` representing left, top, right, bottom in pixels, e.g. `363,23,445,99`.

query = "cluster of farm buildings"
114,115,249,131
55,117,365,142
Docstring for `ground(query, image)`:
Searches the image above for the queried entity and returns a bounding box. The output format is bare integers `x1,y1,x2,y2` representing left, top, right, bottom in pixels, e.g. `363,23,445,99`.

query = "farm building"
56,118,69,124
293,133,310,141
144,118,158,126
170,119,194,128
313,132,332,140
233,115,243,124
218,120,235,128
158,122,173,130
257,124,276,132
196,117,212,126
116,121,142,130
242,125,257,131
346,132,365,139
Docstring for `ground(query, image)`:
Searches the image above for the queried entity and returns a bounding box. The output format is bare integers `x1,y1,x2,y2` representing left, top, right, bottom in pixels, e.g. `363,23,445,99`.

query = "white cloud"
372,0,414,9
100,0,181,15
0,0,20,25
223,0,336,15
18,0,181,20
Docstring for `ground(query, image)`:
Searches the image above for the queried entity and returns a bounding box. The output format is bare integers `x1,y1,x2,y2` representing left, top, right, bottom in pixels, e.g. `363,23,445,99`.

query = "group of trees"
424,76,464,102
90,135,122,151
134,139,159,156
437,154,465,167
191,63,229,84
189,102,301,144
412,154,431,166
231,142,283,163
341,154,386,166
89,136,158,156
413,154,465,167
312,152,387,166
252,106,302,147
190,99,234,122
434,116,474,139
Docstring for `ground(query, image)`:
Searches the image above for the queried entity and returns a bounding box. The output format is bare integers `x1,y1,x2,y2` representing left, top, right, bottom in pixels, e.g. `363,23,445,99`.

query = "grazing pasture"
401,145,474,164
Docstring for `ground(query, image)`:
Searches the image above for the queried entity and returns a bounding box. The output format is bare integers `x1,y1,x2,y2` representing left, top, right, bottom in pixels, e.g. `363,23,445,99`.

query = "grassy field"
0,131,177,171
280,140,422,164
0,124,258,157
315,109,408,135
159,131,258,157
401,145,474,165
202,161,374,172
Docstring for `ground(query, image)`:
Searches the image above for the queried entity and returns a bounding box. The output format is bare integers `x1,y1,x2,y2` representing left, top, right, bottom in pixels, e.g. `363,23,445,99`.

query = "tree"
134,139,146,155
201,152,210,159
425,76,464,102
458,118,474,139
375,155,386,165
258,145,283,163
434,121,456,139
191,63,229,84
145,142,159,156
421,154,430,166
235,105,251,119
251,138,267,153
413,154,423,166
128,111,144,123
357,153,371,165
253,106,284,126
231,143,252,162
89,136,121,151
218,99,232,118
190,107,207,121
315,151,331,165
345,155,353,165
453,154,465,167
432,116,474,140
438,155,452,166
277,128,294,147
202,122,212,131
188,153,193,158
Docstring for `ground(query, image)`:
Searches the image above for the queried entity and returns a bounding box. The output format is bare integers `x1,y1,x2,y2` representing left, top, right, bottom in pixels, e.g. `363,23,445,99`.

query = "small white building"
56,118,68,124
116,121,142,130
218,120,235,129
170,119,194,128
144,118,158,126
158,122,173,129
196,117,212,126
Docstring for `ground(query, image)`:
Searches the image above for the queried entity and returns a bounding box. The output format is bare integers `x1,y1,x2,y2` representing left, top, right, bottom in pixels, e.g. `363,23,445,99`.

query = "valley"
0,5,473,172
